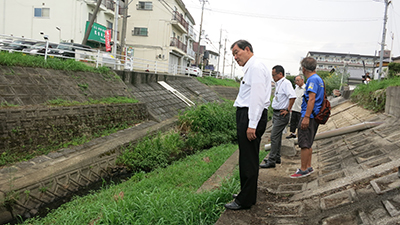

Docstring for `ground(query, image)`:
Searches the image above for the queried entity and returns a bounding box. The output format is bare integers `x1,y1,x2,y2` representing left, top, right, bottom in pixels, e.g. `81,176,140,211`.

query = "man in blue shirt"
290,57,324,178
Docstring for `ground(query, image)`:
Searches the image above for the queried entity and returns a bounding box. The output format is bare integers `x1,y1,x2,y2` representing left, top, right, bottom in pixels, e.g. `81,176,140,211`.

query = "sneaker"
286,133,296,139
306,167,314,174
263,158,281,164
290,169,310,178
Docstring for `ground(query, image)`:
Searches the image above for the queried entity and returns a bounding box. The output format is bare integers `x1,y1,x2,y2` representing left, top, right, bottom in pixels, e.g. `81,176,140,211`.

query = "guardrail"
0,34,208,77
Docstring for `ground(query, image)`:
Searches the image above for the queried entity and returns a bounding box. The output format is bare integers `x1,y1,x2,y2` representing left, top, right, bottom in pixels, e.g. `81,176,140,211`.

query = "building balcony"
85,0,107,11
188,26,196,40
187,48,196,59
171,11,188,34
170,37,187,54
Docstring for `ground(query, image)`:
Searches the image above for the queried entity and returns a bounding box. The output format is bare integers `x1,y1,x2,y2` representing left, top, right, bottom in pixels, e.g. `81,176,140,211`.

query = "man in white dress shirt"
224,40,272,210
260,65,296,169
286,75,306,139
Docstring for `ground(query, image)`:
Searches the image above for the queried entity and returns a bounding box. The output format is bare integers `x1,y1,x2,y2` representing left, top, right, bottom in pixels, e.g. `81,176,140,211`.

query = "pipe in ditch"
264,121,384,151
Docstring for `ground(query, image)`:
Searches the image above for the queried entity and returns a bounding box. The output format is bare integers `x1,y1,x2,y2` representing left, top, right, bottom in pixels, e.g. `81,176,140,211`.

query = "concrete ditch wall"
0,67,235,223
385,86,400,118
116,71,223,121
0,66,131,106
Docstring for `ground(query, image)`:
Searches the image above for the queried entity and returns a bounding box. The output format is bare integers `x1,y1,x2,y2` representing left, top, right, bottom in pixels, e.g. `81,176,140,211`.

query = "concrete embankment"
0,67,238,224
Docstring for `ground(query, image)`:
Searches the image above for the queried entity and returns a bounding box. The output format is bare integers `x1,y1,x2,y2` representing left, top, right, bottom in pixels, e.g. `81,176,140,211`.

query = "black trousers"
289,111,301,133
235,107,268,207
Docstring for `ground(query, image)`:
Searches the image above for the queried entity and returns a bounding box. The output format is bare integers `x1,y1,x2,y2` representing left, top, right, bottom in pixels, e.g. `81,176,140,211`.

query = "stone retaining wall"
0,103,149,154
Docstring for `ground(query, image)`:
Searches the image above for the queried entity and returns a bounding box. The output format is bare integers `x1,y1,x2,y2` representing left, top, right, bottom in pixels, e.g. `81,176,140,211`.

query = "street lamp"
55,26,61,42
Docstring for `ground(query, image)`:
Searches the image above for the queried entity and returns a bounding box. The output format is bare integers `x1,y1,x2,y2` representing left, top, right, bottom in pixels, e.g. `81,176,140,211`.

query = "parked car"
22,42,58,55
185,66,202,77
0,38,13,49
50,42,92,58
1,40,36,52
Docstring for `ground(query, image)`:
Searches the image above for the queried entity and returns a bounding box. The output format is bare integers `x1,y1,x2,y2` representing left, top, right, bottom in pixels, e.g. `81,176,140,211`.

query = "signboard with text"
105,30,111,52
84,21,106,44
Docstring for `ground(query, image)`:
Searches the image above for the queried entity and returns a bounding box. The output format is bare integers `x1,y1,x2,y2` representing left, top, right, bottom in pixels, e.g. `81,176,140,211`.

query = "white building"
306,51,387,80
125,0,197,74
0,0,120,48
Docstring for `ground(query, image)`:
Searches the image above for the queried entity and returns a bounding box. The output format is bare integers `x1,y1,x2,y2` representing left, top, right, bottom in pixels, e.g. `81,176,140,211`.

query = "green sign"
85,21,107,43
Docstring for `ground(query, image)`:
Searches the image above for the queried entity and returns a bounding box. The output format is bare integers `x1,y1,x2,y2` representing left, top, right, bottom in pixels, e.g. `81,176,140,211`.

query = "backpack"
303,80,331,124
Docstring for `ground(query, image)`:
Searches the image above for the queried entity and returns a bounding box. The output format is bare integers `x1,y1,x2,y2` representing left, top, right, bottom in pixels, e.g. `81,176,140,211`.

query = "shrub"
118,100,238,171
351,76,400,112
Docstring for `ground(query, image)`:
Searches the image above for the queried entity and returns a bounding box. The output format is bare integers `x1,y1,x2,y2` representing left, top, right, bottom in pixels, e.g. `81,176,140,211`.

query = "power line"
204,8,380,22
185,3,381,22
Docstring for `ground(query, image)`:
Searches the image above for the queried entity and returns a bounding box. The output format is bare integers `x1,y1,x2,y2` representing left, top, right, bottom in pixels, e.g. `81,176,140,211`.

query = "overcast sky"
182,0,400,78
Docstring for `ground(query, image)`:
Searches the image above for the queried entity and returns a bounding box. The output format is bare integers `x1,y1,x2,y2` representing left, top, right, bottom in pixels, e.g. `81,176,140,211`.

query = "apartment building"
306,51,388,80
0,0,120,48
125,0,197,73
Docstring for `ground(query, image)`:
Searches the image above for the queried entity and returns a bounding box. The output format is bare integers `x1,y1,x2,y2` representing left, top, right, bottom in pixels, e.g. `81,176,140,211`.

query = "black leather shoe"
224,201,250,210
286,134,296,139
232,194,238,198
260,161,276,168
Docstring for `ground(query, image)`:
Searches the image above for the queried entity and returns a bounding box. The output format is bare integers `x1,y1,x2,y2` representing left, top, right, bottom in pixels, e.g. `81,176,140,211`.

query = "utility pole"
112,0,120,56
217,28,222,77
196,0,207,67
222,38,227,77
119,1,130,56
377,0,391,81
230,55,234,79
82,0,102,45
390,32,394,62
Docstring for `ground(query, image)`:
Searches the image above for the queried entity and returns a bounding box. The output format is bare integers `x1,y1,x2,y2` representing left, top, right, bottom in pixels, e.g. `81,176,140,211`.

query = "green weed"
0,51,112,75
351,76,400,112
24,144,239,225
196,76,240,88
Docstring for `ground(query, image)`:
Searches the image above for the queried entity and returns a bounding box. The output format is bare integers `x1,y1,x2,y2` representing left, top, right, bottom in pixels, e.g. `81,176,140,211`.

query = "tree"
388,62,400,79
317,70,349,96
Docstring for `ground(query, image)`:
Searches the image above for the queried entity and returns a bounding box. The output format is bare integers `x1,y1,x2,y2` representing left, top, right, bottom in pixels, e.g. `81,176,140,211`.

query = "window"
89,13,97,22
34,8,50,18
137,1,153,10
132,28,148,36
107,21,113,37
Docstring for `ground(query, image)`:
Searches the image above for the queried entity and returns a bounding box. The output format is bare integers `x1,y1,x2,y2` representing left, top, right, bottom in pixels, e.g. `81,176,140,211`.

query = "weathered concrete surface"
0,69,228,224
0,118,177,222
215,97,400,225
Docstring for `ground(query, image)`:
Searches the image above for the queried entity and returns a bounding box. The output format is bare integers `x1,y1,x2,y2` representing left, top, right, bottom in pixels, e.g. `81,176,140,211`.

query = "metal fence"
0,34,204,77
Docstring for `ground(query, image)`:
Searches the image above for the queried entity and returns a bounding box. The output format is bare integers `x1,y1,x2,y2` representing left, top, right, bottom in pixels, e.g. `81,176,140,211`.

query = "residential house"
0,0,121,48
202,45,219,76
125,0,197,74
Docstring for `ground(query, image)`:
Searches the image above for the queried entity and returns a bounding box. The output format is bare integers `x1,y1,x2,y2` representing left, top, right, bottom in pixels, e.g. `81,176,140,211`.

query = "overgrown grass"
118,100,237,171
196,76,240,88
351,77,400,112
19,99,273,224
0,51,112,74
24,144,240,225
178,100,237,151
45,96,139,107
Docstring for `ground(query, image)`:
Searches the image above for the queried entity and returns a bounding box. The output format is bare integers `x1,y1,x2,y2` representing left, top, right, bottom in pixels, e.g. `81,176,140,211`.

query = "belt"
273,109,286,112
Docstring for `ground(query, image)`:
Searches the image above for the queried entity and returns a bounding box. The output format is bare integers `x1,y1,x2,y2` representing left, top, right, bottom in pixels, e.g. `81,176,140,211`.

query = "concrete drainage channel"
0,118,177,224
